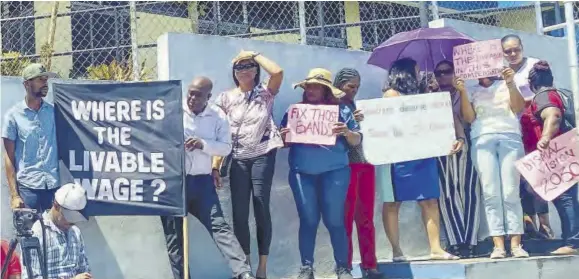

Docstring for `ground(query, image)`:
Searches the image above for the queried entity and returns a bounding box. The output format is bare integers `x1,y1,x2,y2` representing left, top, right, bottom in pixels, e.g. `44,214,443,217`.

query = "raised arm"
254,54,283,95
453,77,476,124
502,67,525,114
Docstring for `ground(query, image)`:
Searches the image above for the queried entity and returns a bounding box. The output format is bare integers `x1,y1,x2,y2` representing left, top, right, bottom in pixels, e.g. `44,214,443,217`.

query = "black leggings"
520,178,549,216
229,149,277,256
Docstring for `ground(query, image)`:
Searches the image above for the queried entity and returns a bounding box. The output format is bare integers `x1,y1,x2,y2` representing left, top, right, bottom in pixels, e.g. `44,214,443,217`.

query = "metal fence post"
534,1,544,35
129,1,140,81
431,1,440,20
419,1,429,28
298,1,306,45
564,1,579,129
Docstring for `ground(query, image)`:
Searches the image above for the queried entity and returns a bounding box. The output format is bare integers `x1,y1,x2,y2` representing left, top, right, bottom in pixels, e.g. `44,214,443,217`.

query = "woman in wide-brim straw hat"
212,50,284,279
279,68,361,279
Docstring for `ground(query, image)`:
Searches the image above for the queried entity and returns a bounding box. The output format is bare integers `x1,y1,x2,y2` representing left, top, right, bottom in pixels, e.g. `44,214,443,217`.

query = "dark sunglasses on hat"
233,63,258,71
434,68,454,77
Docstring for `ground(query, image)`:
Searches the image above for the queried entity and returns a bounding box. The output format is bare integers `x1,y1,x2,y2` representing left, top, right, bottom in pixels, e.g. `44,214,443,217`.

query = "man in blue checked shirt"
21,183,92,279
2,63,60,213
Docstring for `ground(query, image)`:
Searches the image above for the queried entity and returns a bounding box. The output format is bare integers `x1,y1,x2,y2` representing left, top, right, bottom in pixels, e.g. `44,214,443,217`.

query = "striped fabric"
437,144,481,246
215,83,283,160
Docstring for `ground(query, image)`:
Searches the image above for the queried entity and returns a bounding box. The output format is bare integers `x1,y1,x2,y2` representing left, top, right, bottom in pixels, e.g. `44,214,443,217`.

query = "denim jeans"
552,185,579,246
18,186,57,213
288,167,350,269
471,133,525,236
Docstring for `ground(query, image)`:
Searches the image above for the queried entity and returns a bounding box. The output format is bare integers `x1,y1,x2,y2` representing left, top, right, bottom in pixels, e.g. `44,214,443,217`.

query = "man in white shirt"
160,77,255,279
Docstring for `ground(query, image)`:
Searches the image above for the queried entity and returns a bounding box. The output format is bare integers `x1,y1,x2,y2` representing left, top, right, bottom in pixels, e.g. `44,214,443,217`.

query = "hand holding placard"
515,129,579,201
285,104,339,145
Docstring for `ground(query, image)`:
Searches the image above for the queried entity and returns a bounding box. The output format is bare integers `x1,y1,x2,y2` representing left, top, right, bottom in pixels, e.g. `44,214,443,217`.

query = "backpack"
536,88,576,129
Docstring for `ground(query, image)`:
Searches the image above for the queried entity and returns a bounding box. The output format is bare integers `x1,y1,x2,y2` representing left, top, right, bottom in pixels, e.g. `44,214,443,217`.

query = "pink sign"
285,104,339,145
453,39,503,80
515,129,579,201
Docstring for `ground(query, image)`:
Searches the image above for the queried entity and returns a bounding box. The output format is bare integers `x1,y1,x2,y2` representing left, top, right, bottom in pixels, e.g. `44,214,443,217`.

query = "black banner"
54,81,186,216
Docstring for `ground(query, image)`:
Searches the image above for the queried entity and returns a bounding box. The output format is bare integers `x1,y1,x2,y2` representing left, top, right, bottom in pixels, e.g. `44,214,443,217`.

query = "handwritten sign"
356,93,455,165
285,104,339,145
453,39,503,80
515,129,579,201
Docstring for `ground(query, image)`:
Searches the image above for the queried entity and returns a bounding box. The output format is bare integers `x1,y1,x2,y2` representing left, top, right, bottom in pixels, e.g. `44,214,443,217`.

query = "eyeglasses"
233,63,258,71
434,68,453,77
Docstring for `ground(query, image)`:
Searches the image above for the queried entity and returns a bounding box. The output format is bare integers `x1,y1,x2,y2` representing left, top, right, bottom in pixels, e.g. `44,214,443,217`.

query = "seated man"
160,77,255,279
1,239,22,279
21,183,92,279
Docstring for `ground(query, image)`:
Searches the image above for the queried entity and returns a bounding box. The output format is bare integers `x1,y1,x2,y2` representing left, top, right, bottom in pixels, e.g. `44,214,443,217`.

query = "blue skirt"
376,157,440,202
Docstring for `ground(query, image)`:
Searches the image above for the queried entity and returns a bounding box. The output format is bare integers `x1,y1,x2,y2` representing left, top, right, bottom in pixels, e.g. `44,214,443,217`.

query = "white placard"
356,92,456,165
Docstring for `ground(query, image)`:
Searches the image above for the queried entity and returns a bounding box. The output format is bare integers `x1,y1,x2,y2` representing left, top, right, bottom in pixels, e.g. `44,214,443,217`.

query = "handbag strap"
232,87,258,153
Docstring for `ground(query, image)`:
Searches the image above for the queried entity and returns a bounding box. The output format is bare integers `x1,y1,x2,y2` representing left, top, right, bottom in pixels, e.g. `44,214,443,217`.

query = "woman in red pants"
334,68,385,279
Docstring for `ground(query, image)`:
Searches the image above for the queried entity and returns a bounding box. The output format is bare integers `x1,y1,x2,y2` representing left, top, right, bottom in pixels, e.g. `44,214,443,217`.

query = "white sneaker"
511,245,530,258
490,247,506,259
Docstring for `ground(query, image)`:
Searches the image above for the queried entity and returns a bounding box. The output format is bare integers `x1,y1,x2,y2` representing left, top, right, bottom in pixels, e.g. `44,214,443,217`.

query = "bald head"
188,76,213,94
187,76,213,114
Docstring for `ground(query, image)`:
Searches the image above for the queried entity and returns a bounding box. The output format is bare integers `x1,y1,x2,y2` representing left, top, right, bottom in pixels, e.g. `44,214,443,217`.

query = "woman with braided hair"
334,68,385,279
520,60,579,255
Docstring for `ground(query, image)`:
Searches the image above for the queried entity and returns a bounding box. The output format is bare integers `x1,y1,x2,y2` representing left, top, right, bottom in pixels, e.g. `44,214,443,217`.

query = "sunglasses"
434,68,453,77
503,47,522,55
233,63,258,71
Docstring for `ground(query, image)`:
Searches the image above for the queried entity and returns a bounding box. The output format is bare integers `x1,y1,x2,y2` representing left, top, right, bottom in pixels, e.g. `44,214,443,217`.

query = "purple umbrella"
367,27,476,71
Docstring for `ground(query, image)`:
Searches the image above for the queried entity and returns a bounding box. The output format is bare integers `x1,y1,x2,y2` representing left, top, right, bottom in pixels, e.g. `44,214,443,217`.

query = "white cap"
54,183,88,223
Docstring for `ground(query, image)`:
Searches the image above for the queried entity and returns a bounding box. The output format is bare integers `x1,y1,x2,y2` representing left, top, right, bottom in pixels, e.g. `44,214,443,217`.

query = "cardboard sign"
453,39,503,80
285,104,339,145
515,129,579,202
356,93,456,165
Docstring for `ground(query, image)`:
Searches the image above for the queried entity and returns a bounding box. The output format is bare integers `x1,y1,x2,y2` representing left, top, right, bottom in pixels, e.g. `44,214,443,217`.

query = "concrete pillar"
344,1,362,50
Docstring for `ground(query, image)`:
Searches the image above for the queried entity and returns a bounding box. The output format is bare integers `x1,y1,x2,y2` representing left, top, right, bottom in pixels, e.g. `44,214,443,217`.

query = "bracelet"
457,137,466,142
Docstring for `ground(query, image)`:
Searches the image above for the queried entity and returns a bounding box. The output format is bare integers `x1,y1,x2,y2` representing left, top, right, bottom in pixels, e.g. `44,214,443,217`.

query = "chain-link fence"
433,1,538,33
1,1,575,81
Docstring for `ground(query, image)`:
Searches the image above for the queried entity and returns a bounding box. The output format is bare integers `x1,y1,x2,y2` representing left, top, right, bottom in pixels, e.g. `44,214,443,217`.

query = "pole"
419,1,429,28
554,2,563,37
534,1,544,35
183,216,189,279
431,1,440,20
298,1,306,45
564,1,579,130
129,1,140,81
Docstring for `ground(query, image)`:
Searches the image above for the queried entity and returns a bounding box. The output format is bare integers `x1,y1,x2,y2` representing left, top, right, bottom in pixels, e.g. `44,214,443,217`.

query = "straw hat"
293,68,345,98
231,50,259,65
